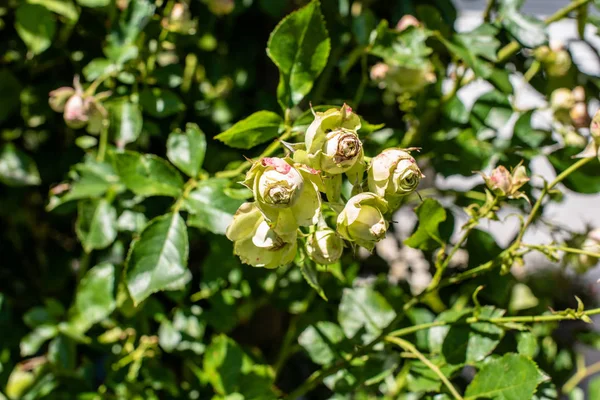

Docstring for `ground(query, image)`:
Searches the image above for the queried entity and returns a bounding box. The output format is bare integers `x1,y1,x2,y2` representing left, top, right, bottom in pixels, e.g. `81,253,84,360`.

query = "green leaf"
82,58,118,81
47,156,122,211
0,143,41,187
28,0,79,22
158,308,206,354
15,4,56,55
430,306,505,365
167,123,207,177
76,199,118,253
108,100,143,147
203,335,275,396
114,151,184,198
139,87,185,118
455,24,500,62
267,0,330,109
117,210,148,233
77,0,110,7
470,90,513,132
0,69,22,124
500,7,547,48
517,332,539,358
48,335,76,370
20,324,58,356
68,263,116,334
548,147,600,194
184,178,244,235
300,260,327,300
214,111,283,149
126,213,189,305
589,376,600,400
465,354,547,400
338,287,396,340
513,111,551,149
369,21,432,67
298,322,347,365
404,198,447,250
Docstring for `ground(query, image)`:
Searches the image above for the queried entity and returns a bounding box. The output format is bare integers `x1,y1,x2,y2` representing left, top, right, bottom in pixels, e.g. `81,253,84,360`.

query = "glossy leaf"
300,259,327,300
139,88,185,118
0,143,41,187
29,0,79,21
338,287,396,340
455,24,500,62
548,147,600,194
167,123,207,177
76,199,118,253
500,5,547,48
298,322,347,365
465,354,546,399
405,198,447,250
109,100,143,147
267,0,330,108
15,4,56,55
77,0,110,7
184,178,244,235
68,263,116,334
214,111,283,149
114,151,184,198
126,213,189,305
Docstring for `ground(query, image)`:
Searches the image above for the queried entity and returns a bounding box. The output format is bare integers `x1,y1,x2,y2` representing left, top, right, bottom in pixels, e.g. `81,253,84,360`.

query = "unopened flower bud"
370,62,389,81
547,49,572,77
550,88,575,110
244,157,321,228
64,94,88,129
368,148,424,201
572,86,586,103
306,227,343,265
336,192,388,251
396,15,421,31
533,45,551,62
590,109,600,139
577,229,600,271
226,202,297,269
48,87,75,113
570,102,590,129
305,104,363,174
481,163,529,200
207,0,234,16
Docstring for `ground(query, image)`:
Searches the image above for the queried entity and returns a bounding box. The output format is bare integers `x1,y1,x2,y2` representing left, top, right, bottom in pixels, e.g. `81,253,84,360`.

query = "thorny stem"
385,337,464,400
562,359,600,393
523,243,600,259
216,128,294,179
514,157,593,246
389,307,600,338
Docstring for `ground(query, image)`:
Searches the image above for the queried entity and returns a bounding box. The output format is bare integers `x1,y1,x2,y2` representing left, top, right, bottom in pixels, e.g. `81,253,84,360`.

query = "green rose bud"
336,192,388,251
577,228,600,271
305,104,364,174
244,157,321,229
550,88,575,111
368,148,424,200
226,202,297,269
306,227,344,265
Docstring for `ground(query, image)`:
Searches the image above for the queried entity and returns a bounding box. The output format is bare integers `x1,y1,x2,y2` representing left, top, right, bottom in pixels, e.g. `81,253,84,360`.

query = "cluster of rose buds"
479,162,530,202
534,42,572,77
226,105,424,268
49,76,110,134
550,86,590,129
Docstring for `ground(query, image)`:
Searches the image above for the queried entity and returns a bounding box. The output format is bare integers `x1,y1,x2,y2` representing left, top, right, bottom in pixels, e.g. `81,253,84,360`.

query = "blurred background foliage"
2,0,600,399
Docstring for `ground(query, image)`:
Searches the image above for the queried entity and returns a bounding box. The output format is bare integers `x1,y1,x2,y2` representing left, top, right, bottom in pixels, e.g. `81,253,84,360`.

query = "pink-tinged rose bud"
488,166,511,195
306,227,343,265
370,63,389,81
63,94,88,129
336,192,388,251
396,15,421,31
570,102,590,129
48,87,75,113
368,148,424,200
480,163,529,200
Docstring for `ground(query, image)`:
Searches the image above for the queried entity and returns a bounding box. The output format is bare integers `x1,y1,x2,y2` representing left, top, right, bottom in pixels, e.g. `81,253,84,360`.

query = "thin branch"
386,336,463,400
523,243,600,259
562,359,600,393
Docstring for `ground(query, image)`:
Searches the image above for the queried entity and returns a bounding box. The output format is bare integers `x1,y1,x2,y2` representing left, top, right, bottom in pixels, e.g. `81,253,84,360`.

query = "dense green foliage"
2,0,600,399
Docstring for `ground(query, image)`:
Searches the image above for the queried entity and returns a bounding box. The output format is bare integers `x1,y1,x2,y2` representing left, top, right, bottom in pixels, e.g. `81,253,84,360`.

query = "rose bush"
2,0,600,399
